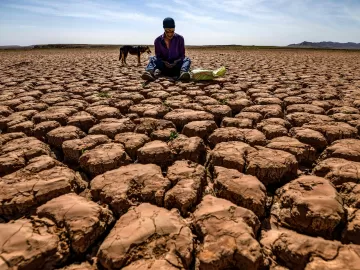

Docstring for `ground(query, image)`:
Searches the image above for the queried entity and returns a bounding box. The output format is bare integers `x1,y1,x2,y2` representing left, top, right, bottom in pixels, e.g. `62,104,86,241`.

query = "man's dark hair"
163,17,175,28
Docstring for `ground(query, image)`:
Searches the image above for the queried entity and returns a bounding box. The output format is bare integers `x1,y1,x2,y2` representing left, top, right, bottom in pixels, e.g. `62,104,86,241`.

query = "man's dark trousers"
146,56,191,77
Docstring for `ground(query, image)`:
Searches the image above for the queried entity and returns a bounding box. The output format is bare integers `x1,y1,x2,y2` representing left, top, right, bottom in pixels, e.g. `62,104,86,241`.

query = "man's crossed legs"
141,56,191,81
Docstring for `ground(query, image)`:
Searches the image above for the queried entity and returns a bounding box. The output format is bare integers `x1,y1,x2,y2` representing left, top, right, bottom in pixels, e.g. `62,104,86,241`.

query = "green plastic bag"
191,66,226,81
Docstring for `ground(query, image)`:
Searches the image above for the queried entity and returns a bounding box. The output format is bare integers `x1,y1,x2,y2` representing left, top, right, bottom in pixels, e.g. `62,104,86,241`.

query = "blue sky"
0,0,360,46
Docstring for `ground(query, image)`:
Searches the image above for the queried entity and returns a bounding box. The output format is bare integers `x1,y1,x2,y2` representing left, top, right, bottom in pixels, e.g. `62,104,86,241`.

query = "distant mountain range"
288,41,360,49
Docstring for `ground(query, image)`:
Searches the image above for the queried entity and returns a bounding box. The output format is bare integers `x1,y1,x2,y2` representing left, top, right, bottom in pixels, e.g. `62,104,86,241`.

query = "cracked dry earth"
0,48,360,270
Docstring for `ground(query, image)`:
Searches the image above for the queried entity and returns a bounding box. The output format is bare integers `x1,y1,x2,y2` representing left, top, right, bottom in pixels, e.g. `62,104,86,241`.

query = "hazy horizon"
1,0,360,47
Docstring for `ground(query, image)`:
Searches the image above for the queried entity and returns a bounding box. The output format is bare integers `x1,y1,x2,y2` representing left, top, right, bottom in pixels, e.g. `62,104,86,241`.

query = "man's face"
164,28,175,39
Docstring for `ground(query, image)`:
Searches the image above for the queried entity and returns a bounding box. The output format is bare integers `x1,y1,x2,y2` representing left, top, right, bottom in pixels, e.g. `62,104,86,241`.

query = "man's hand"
163,61,175,68
163,59,182,68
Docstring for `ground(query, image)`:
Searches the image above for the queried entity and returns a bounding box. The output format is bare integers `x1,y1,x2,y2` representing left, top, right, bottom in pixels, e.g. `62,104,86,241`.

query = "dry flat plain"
1,47,360,270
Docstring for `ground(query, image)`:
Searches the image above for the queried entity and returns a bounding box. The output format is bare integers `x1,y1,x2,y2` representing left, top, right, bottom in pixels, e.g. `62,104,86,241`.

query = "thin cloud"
147,2,231,26
6,0,159,22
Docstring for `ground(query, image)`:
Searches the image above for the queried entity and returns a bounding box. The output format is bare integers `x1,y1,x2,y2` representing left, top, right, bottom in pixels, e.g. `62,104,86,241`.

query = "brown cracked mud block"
0,152,83,209
164,160,206,216
124,113,139,121
0,218,69,270
257,118,292,130
326,106,360,115
260,124,288,140
0,136,53,175
0,98,22,109
37,193,114,254
0,105,13,117
150,127,177,141
62,135,111,163
193,195,263,270
320,139,360,162
184,89,205,97
90,164,171,216
15,101,49,111
182,120,217,139
114,132,150,160
313,158,360,186
0,132,26,145
302,122,357,143
194,96,219,106
67,111,97,132
220,117,253,128
255,97,282,106
285,112,334,127
88,100,114,108
266,136,317,164
18,90,43,99
7,120,34,136
246,146,298,186
129,103,169,118
349,119,360,133
260,226,360,270
137,140,174,166
342,207,360,245
33,120,61,140
0,155,83,219
164,95,192,109
338,182,360,208
0,115,25,132
248,91,272,100
271,175,345,239
57,100,89,111
164,109,214,129
207,141,255,172
133,117,175,135
235,112,263,124
226,98,253,114
208,127,266,147
97,203,193,270
311,100,334,111
354,100,360,108
122,260,184,270
79,143,131,177
289,127,328,150
32,106,78,125
286,104,325,114
112,99,134,114
47,126,86,148
89,118,136,139
168,135,207,164
41,95,69,105
86,105,121,120
331,113,360,123
0,111,37,131
139,98,163,105
115,92,145,103
178,102,205,111
58,262,97,270
214,166,266,217
204,104,232,123
146,90,170,99
242,104,283,118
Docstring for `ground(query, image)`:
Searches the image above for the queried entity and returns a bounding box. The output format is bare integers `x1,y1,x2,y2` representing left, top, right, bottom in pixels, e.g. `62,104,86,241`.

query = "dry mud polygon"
1,48,360,269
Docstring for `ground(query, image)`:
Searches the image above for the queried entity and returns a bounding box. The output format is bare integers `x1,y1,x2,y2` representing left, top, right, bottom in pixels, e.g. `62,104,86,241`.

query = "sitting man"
141,17,191,81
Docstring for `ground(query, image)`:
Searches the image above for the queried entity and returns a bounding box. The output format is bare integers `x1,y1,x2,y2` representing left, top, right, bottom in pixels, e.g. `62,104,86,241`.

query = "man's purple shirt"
154,33,185,63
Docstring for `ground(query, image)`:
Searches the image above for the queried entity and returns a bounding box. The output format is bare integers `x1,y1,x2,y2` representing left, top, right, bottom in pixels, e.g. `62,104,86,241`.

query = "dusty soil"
1,48,360,270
